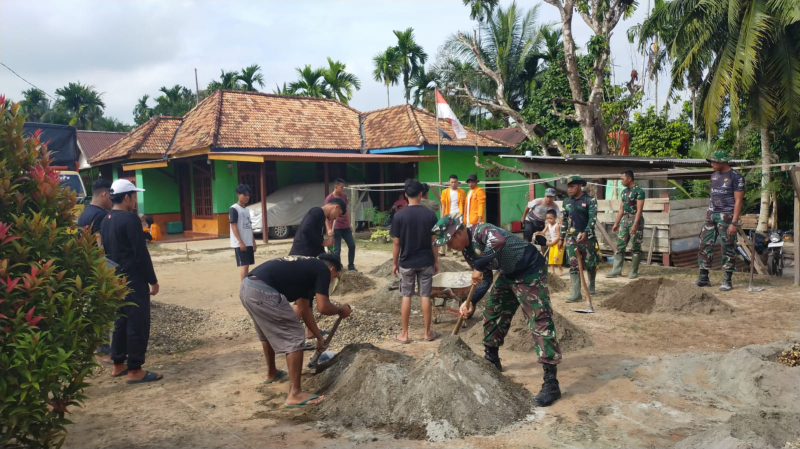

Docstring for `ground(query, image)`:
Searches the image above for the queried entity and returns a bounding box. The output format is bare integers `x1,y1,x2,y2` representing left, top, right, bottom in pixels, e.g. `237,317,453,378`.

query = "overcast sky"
0,0,676,125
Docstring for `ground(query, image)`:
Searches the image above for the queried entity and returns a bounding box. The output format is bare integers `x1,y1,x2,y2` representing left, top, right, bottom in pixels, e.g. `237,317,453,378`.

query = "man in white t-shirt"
522,188,561,247
230,184,257,281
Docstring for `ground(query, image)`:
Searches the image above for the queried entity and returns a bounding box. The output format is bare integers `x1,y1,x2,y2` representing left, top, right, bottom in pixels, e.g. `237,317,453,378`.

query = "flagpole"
435,87,441,186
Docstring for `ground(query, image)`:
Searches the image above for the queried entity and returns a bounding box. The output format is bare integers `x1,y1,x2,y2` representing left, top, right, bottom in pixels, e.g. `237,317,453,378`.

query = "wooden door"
177,163,193,231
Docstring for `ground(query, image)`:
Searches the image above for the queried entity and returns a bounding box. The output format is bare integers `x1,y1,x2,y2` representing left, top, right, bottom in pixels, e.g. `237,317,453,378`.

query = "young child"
535,209,563,276
146,216,162,242
140,214,153,242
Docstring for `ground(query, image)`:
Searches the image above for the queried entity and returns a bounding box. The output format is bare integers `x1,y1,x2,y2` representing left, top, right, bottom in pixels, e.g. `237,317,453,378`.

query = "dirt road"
64,241,799,448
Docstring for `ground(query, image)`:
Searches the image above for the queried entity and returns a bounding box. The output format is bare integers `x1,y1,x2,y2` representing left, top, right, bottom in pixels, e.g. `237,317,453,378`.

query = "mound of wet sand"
332,270,375,296
462,309,592,352
602,278,733,315
674,411,800,449
303,337,534,441
357,284,404,313
370,258,468,278
548,273,566,292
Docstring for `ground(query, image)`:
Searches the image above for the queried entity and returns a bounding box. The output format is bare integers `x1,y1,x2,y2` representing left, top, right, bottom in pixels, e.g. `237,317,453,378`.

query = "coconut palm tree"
133,95,154,125
153,85,196,117
20,88,50,122
410,66,439,111
321,58,361,104
53,82,105,130
393,28,428,104
237,64,265,92
288,65,330,98
207,70,242,93
445,2,546,111
373,47,403,107
643,0,800,231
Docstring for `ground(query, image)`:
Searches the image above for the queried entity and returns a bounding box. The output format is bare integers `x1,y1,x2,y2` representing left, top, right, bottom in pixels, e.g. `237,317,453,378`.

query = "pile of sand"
356,284,404,313
462,309,592,353
548,273,566,292
332,270,375,296
602,278,734,315
303,337,535,441
674,411,800,449
370,258,469,278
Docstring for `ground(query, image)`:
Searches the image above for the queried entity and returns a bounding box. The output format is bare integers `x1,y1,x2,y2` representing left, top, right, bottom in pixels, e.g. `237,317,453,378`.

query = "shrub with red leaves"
0,98,128,447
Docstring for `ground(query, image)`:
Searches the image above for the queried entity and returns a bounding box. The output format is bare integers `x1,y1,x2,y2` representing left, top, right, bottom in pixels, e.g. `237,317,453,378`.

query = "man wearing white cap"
101,179,162,384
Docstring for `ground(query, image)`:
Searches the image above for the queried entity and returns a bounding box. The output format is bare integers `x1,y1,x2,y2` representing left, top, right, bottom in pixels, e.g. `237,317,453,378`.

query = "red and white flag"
435,89,467,139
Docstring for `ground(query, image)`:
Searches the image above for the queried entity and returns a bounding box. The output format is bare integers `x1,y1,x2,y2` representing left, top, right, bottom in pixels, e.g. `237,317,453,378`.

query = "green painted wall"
497,158,529,225
135,170,144,212
112,163,120,181
212,160,238,214
346,163,367,183
137,166,180,214
274,161,319,189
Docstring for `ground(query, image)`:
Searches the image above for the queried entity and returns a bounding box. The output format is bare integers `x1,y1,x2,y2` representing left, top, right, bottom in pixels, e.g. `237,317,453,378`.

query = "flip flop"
302,341,315,351
126,371,163,384
306,330,330,340
263,370,288,384
111,369,128,378
395,335,412,344
285,394,324,409
424,330,441,342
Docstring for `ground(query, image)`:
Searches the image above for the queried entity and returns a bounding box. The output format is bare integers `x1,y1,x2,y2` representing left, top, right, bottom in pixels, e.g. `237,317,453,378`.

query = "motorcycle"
766,229,787,276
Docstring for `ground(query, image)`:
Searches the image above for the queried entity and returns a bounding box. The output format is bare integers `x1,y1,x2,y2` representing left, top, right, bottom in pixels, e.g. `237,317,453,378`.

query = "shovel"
307,316,343,370
747,232,765,293
451,285,477,336
573,252,595,314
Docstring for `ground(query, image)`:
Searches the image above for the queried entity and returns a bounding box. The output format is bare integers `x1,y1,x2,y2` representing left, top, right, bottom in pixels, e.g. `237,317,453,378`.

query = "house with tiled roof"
76,130,127,170
88,90,535,240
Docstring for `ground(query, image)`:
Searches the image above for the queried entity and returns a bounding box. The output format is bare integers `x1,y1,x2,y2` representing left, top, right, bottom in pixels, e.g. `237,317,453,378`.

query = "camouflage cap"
706,151,732,163
566,176,587,186
432,214,464,247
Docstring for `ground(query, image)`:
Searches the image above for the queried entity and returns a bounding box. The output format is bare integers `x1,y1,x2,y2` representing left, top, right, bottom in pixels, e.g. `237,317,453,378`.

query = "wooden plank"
596,224,670,253
597,212,670,225
595,223,617,252
669,208,708,225
737,229,766,275
669,222,704,240
647,226,658,265
670,198,708,210
596,198,668,212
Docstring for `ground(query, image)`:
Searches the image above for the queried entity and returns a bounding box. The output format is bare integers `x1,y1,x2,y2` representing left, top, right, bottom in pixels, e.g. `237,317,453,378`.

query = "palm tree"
272,82,293,95
207,69,242,93
20,88,50,122
288,65,330,98
53,82,105,130
445,2,546,111
321,58,361,105
393,28,428,104
373,47,403,107
153,85,196,117
133,94,154,125
409,66,439,111
237,64,265,92
94,116,133,132
463,0,499,21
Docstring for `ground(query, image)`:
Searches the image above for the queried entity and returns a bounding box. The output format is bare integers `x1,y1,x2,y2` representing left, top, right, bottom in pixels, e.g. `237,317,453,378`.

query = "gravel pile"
314,310,399,351
777,343,800,367
149,301,254,354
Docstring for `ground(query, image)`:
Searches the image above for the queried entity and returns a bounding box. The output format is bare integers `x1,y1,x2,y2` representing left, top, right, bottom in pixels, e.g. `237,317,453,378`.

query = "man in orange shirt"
464,174,486,227
439,174,465,256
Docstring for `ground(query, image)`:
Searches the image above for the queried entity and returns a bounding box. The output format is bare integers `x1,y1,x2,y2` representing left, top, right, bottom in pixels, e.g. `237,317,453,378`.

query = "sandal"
302,341,315,351
263,370,287,384
285,394,325,409
126,371,163,384
395,335,412,344
424,330,441,342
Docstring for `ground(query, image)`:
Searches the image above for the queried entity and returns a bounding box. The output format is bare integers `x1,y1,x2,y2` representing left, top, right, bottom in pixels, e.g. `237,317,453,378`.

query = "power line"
0,61,57,101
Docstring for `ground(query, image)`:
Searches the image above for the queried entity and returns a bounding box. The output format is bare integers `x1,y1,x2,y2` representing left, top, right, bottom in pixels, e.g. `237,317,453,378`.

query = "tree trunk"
386,84,390,108
756,125,771,232
690,87,697,134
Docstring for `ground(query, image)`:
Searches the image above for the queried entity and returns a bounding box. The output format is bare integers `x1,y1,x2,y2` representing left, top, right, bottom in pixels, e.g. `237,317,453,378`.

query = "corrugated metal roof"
479,125,546,146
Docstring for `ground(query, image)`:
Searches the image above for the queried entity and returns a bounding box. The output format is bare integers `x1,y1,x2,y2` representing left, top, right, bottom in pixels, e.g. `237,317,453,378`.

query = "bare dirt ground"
64,240,800,448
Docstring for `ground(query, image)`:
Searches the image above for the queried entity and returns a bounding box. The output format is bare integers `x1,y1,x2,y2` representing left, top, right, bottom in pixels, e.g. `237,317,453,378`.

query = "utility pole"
194,68,201,103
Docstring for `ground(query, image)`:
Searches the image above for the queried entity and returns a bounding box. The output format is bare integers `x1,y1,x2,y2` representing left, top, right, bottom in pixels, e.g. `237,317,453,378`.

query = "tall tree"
133,94,154,125
53,82,105,130
94,116,133,132
644,0,800,231
373,47,403,107
288,65,330,98
206,69,242,93
321,58,361,104
153,85,196,117
20,88,50,122
463,0,499,21
272,82,292,95
393,28,428,104
410,66,439,111
237,64,265,92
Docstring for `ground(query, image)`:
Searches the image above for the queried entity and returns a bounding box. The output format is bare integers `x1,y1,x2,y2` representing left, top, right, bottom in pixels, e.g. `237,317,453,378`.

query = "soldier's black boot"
694,269,712,287
484,345,502,372
534,364,561,407
719,271,733,291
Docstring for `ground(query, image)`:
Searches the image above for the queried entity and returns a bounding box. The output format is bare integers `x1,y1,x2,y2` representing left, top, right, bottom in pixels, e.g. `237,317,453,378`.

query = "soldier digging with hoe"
432,215,562,407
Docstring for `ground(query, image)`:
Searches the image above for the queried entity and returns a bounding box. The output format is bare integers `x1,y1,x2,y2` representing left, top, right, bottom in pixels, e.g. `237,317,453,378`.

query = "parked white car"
247,182,373,239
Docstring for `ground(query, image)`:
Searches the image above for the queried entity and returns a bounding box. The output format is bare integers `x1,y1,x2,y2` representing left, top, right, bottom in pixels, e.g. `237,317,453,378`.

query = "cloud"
0,0,678,124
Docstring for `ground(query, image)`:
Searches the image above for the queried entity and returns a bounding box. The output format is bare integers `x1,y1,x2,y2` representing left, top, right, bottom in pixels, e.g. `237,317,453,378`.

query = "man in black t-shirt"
241,254,351,408
289,198,346,257
391,179,439,343
102,179,162,385
77,178,112,243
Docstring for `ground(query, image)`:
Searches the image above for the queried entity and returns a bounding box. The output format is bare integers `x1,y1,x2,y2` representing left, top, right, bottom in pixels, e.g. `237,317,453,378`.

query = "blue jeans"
334,227,356,268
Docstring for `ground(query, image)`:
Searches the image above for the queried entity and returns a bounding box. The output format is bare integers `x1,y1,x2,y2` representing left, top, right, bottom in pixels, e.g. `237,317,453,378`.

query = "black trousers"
111,281,151,371
523,220,547,246
333,227,356,268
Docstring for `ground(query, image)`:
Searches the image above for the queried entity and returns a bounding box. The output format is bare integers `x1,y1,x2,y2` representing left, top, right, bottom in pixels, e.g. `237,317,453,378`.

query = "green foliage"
52,82,105,130
393,27,428,104
627,105,693,157
320,58,361,105
362,207,390,227
0,99,128,447
370,228,391,243
153,85,197,118
373,47,404,106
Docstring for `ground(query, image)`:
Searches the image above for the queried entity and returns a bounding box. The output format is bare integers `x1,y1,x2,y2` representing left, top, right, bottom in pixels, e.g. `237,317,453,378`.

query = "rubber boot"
628,254,641,279
587,268,596,294
484,346,502,372
719,271,733,291
565,273,583,302
534,364,562,407
606,254,624,278
694,269,712,287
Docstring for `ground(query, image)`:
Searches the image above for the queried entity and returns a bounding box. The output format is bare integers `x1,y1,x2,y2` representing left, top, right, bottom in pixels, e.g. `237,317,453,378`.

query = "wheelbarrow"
430,272,473,324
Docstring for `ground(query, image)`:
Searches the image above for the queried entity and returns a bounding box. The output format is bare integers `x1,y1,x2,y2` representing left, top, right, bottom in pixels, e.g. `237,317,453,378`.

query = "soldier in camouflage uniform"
696,151,744,291
558,176,599,302
432,214,562,407
607,170,646,279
